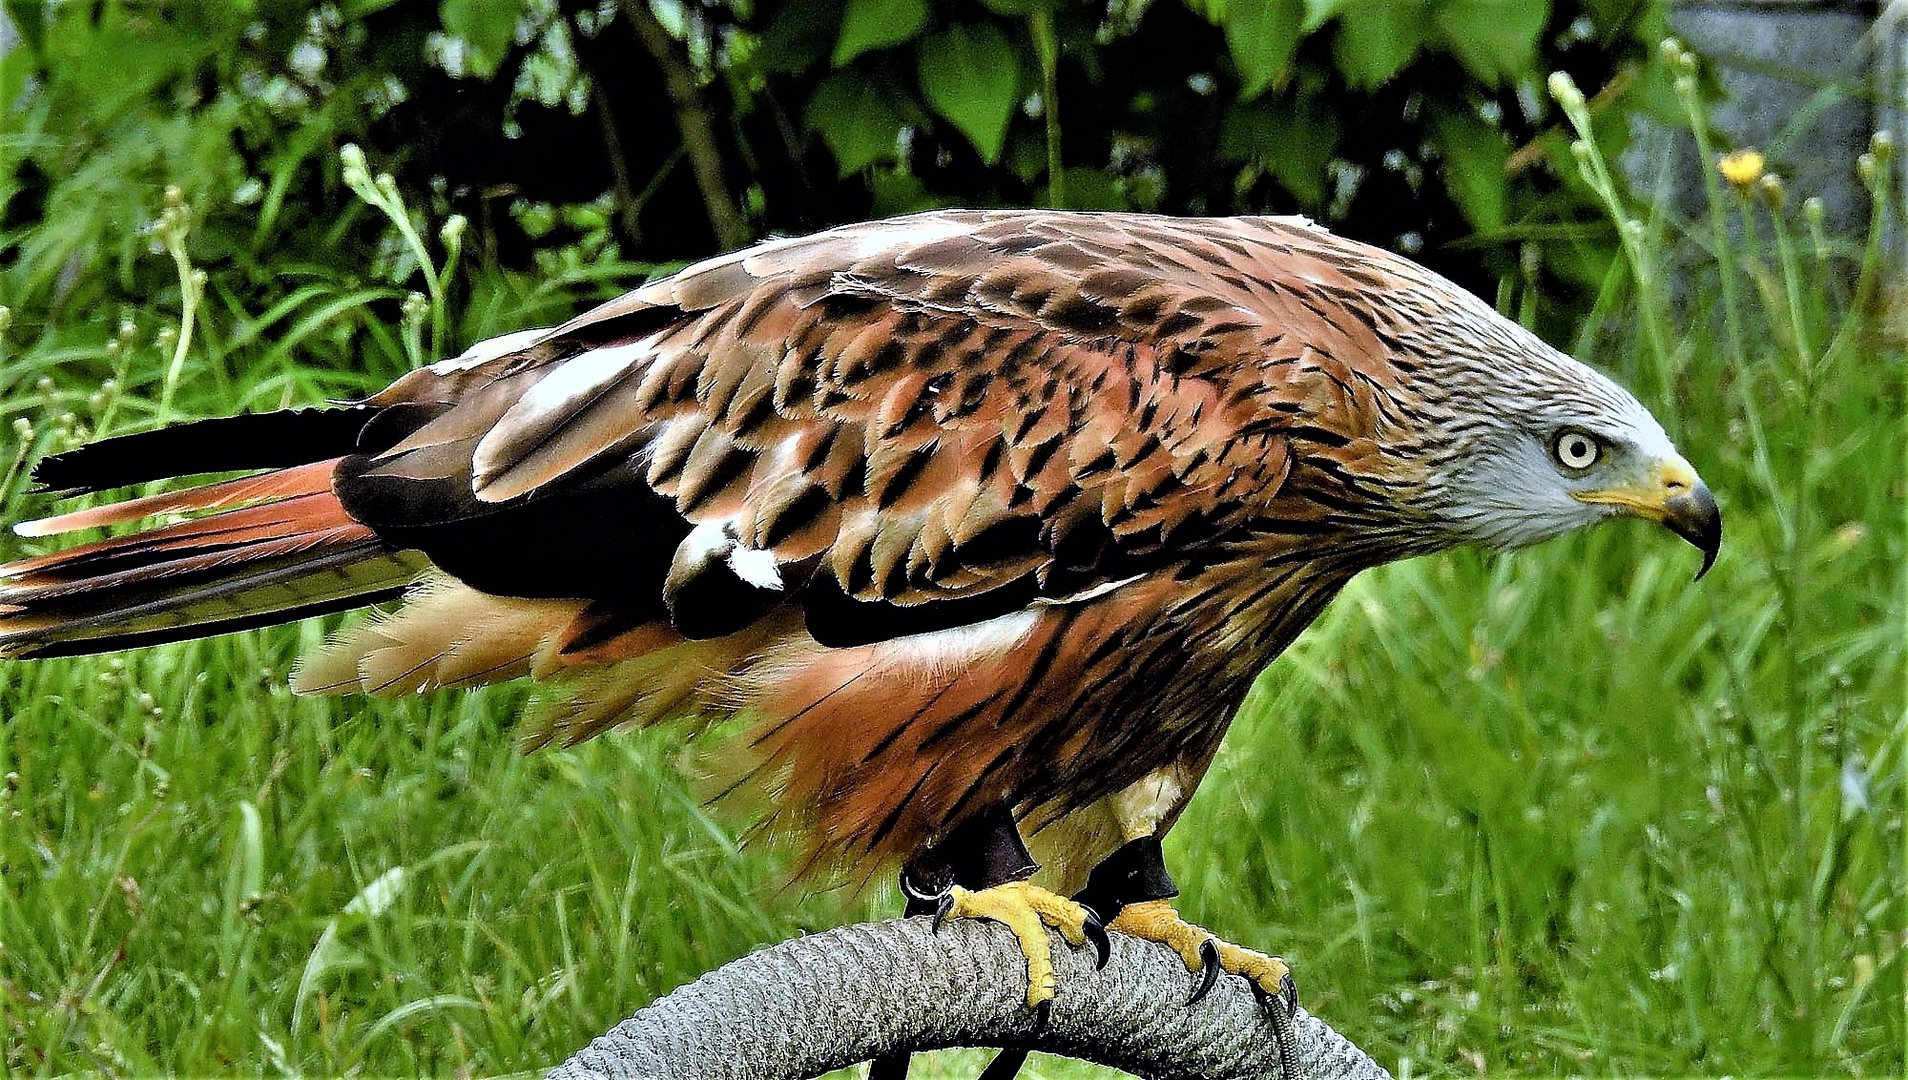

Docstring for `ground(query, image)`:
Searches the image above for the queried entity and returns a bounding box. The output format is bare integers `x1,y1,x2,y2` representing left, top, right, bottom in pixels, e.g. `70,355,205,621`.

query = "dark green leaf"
1302,0,1351,30
1,0,47,51
1434,0,1549,85
869,165,949,217
918,25,1020,164
1060,165,1125,210
1429,106,1508,231
1224,0,1303,99
1221,97,1339,206
0,36,37,120
806,72,906,175
978,0,1054,14
832,0,927,66
1005,129,1049,184
1625,49,1690,125
439,0,518,78
1330,0,1428,88
757,0,846,74
1581,0,1654,38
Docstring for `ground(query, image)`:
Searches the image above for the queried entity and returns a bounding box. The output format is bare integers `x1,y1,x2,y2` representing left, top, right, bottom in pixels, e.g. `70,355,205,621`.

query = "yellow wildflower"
1718,149,1765,191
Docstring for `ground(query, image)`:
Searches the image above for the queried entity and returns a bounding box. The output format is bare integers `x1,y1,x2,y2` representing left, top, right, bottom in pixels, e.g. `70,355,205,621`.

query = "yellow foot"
934,880,1110,1010
1109,898,1296,1013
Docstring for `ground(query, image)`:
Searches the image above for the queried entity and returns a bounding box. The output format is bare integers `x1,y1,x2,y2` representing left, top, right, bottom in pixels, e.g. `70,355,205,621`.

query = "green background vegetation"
0,1,1901,1076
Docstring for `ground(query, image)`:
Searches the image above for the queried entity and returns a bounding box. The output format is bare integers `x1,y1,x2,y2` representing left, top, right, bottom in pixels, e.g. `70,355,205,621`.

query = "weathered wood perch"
549,916,1392,1080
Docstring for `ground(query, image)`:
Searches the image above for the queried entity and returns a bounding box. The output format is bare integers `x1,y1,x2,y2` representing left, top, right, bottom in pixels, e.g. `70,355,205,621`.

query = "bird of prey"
0,210,1718,1046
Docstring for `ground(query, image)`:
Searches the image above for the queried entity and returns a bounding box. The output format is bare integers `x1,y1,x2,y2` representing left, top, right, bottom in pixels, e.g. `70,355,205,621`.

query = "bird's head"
1399,313,1721,579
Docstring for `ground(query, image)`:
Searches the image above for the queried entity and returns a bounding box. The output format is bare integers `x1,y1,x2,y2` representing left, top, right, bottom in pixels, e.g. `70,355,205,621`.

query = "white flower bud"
1547,72,1585,111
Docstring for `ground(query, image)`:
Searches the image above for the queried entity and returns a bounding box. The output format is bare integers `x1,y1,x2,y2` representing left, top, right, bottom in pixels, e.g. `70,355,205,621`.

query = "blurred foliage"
2,0,1679,350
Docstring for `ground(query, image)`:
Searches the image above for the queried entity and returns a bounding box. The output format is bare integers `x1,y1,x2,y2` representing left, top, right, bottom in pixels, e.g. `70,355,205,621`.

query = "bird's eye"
1551,429,1603,472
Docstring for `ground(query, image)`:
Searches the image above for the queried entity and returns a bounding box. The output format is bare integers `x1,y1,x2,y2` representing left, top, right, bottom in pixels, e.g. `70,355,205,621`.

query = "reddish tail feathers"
1,409,422,659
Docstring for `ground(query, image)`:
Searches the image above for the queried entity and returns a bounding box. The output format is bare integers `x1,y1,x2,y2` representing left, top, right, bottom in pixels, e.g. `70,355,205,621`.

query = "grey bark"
549,916,1391,1080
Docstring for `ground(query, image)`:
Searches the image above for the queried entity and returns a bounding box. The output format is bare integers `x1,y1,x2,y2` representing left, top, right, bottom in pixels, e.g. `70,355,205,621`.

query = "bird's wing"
334,211,1378,649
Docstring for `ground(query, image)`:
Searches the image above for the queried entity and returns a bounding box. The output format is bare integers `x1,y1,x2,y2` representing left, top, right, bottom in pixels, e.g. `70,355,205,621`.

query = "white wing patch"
680,519,734,563
471,334,662,491
676,519,785,593
429,327,550,375
727,545,784,590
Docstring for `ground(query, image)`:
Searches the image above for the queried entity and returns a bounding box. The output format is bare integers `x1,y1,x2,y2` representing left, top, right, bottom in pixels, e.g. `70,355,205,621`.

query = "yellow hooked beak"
1573,457,1722,579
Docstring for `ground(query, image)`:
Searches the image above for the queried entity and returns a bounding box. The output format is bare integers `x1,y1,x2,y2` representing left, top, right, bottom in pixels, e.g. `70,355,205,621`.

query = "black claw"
1032,996,1052,1030
1187,938,1222,1006
1248,971,1300,1020
1251,973,1304,1080
976,1048,1031,1080
1258,981,1303,1080
1080,906,1111,970
931,891,955,933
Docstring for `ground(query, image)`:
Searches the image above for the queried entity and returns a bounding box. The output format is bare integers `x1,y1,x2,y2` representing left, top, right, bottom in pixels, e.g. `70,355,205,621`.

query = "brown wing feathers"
4,210,1401,876
344,219,1256,646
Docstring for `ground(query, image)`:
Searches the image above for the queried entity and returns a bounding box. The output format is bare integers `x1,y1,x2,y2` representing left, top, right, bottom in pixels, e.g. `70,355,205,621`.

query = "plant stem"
385,204,445,358
1822,166,1891,367
1032,8,1064,209
159,236,202,424
622,0,750,251
1679,82,1748,370
1769,208,1814,371
1550,74,1673,400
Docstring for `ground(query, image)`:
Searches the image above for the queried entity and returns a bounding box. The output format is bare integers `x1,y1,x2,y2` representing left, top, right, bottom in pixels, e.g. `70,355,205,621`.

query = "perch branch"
549,916,1391,1080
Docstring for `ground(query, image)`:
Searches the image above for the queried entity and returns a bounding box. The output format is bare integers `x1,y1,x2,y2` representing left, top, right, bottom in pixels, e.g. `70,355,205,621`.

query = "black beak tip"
1665,483,1721,581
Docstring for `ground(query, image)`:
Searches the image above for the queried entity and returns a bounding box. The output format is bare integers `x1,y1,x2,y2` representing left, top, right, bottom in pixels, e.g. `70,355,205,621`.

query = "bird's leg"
903,805,1108,1014
872,808,1107,1080
1080,835,1298,1018
966,831,1300,1080
931,880,1103,1009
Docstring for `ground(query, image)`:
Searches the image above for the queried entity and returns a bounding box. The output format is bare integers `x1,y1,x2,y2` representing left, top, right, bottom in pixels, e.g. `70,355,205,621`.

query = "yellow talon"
939,880,1095,1009
1109,898,1292,1001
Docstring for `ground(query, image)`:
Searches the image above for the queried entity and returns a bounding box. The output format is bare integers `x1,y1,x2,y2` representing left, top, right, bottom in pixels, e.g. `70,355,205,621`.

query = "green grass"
2,107,1903,1076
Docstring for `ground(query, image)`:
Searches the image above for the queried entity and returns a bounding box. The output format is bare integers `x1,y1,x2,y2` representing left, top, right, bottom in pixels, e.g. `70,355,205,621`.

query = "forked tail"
0,408,423,659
